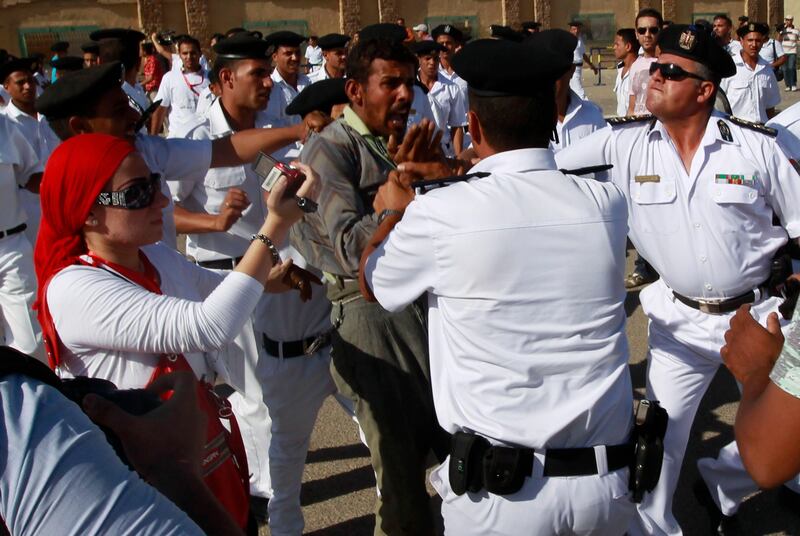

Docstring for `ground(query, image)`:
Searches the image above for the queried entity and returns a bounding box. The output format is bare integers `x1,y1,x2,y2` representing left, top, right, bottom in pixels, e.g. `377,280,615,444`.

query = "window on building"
18,26,99,57
569,13,615,44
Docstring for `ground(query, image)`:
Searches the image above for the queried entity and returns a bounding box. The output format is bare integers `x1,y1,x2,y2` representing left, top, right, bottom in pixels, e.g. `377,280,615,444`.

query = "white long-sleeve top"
47,243,263,389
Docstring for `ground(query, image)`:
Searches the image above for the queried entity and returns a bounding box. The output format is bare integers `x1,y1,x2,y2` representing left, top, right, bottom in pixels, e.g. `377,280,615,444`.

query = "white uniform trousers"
229,389,273,499
569,66,587,100
630,279,799,536
431,460,634,535
0,233,44,362
258,340,355,536
17,190,40,246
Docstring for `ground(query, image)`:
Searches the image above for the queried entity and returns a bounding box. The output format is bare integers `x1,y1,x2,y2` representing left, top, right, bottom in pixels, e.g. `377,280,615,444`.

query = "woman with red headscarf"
34,133,319,529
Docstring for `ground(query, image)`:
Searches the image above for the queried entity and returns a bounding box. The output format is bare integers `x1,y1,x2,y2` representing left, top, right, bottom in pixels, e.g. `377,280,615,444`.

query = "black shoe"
249,495,269,524
692,479,740,535
778,485,800,516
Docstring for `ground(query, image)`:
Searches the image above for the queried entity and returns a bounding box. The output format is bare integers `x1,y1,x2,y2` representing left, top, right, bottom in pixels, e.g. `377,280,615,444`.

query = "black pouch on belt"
482,445,533,495
449,431,490,495
629,399,668,503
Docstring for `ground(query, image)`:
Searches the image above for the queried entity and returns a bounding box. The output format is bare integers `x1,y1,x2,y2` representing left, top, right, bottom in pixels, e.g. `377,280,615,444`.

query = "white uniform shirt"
304,45,323,69
721,53,780,123
0,115,41,231
175,98,271,262
760,38,786,64
725,40,743,56
2,101,60,163
155,69,209,135
407,85,437,129
0,85,10,112
614,62,633,117
552,90,606,152
555,113,800,300
195,85,217,117
422,73,468,157
265,69,311,160
365,148,633,448
0,374,205,536
122,80,149,113
308,65,340,84
572,36,586,64
135,134,213,249
48,243,263,389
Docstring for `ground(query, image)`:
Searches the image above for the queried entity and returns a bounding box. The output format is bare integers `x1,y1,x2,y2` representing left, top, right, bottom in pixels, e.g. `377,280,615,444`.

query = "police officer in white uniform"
0,113,43,361
265,31,311,161
721,22,780,124
568,21,599,100
361,35,636,536
90,29,151,115
307,34,349,84
555,25,800,536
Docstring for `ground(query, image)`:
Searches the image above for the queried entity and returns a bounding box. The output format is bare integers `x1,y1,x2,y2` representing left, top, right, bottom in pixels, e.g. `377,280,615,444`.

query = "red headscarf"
34,133,135,368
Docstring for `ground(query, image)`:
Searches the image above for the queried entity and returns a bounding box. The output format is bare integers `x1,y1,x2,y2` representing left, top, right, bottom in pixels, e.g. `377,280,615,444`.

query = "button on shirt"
551,90,606,152
721,53,780,123
555,113,800,300
176,98,270,262
364,148,633,448
155,69,209,136
0,115,42,231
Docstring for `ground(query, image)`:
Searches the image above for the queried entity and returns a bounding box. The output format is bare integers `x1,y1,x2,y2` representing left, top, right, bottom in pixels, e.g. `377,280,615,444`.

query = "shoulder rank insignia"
559,164,614,176
717,119,733,142
606,114,655,127
411,172,490,194
728,115,777,137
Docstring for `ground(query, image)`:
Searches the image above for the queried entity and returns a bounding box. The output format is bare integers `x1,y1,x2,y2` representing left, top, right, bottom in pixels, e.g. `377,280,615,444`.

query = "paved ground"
270,74,800,535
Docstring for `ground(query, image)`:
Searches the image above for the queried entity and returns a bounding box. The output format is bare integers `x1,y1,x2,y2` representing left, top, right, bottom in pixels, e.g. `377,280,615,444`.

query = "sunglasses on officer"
649,62,708,82
96,173,161,209
637,26,660,35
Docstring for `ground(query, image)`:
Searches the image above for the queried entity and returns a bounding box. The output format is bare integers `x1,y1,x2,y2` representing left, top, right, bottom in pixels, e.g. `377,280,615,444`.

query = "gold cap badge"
679,30,696,51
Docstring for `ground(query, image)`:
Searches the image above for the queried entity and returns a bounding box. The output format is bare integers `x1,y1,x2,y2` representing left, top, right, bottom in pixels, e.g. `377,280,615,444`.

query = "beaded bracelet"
251,233,281,265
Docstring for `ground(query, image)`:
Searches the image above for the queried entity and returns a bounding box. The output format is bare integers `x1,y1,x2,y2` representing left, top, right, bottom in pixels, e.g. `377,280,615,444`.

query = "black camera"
157,30,176,46
60,376,161,469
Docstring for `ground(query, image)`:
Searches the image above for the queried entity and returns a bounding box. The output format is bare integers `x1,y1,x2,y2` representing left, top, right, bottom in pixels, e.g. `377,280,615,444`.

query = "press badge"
635,175,660,183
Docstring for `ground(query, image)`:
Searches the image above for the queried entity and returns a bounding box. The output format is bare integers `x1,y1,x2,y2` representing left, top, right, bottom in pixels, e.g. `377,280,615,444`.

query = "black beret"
318,33,350,50
521,21,542,31
36,61,123,119
536,29,578,65
568,21,583,28
266,31,306,48
489,25,524,42
50,56,85,72
90,28,145,45
80,42,100,54
213,33,273,60
408,40,445,56
431,24,464,42
657,24,736,78
736,22,770,38
452,36,572,96
50,41,69,53
359,23,407,44
0,57,35,82
286,78,347,117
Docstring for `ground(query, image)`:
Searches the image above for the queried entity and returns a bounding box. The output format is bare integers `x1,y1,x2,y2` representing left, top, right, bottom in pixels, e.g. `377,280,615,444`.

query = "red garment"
33,134,135,368
143,54,164,92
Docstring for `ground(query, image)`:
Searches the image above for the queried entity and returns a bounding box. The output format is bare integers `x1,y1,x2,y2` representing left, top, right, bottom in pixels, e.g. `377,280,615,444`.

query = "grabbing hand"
373,170,415,214
721,305,785,384
283,265,323,301
216,187,250,232
303,111,333,141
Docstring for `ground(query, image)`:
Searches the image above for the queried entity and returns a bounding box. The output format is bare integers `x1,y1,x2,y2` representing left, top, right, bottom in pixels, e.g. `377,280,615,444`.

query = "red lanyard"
181,71,205,97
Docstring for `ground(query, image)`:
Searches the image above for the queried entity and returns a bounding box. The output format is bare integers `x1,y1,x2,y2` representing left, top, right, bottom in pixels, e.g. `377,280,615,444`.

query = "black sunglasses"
96,173,161,210
649,62,708,82
637,26,660,35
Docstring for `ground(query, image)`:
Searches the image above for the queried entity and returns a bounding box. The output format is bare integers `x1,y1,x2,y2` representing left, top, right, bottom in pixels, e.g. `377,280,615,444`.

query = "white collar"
206,98,272,136
469,148,558,175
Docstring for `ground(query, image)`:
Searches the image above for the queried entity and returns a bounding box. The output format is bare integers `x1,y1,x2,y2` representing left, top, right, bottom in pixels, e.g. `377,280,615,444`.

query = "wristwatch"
295,196,318,213
377,209,404,225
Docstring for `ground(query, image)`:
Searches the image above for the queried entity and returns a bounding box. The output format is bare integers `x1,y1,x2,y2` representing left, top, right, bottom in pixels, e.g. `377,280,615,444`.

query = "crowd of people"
1,9,800,536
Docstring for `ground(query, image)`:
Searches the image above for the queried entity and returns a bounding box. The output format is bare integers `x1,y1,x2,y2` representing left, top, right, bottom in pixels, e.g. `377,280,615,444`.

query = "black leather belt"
197,256,244,270
0,223,26,240
261,332,332,358
543,444,630,477
673,288,761,314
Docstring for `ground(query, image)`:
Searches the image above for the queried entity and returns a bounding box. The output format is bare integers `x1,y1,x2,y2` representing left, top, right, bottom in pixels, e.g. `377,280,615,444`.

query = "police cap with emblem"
0,57,35,83
266,31,306,49
537,29,578,65
489,25,524,42
213,32,273,59
318,33,350,51
50,56,85,72
452,33,572,96
736,22,770,38
80,42,100,54
408,40,445,56
50,41,69,53
431,24,464,42
36,61,123,119
521,21,542,32
286,78,347,118
657,24,736,79
358,23,407,44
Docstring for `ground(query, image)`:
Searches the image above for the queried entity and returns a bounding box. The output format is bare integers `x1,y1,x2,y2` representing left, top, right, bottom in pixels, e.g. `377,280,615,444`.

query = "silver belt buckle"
303,336,324,356
697,300,721,314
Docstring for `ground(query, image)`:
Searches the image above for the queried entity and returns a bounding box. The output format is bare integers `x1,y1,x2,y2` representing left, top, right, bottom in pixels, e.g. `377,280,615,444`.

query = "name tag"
635,174,660,183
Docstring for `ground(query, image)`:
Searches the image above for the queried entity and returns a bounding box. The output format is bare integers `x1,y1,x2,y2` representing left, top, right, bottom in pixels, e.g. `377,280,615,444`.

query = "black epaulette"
728,115,777,137
559,164,613,176
606,114,655,127
411,172,490,194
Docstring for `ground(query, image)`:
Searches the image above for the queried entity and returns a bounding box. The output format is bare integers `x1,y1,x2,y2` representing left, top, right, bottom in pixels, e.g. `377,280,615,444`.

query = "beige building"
0,0,787,57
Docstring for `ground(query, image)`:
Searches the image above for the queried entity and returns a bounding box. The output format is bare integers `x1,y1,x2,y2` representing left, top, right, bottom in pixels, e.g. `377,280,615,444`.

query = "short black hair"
636,8,664,28
176,35,201,51
468,86,555,151
346,38,417,84
616,28,640,54
141,42,155,55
